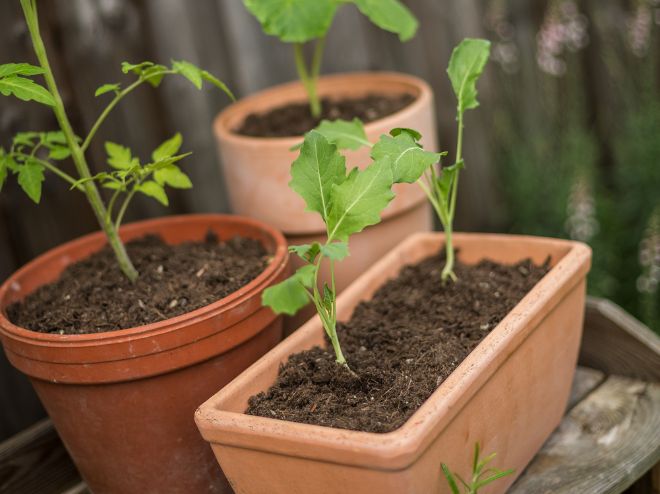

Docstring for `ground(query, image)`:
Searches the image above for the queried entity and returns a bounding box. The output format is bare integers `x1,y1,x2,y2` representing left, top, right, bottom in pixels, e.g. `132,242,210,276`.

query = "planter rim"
0,214,288,349
196,232,592,471
213,71,434,146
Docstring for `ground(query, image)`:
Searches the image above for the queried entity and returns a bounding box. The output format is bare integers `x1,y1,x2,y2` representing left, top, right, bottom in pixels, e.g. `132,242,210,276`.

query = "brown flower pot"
213,72,437,328
196,233,592,494
0,214,289,494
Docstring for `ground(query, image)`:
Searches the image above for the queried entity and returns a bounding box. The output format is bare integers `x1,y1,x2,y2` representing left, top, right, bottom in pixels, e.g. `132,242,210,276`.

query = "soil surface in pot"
7,233,268,334
247,252,549,433
236,93,415,138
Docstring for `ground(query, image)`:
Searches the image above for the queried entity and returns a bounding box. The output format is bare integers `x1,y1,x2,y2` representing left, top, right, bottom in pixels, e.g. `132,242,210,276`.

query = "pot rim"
195,232,592,470
213,71,434,146
0,214,288,347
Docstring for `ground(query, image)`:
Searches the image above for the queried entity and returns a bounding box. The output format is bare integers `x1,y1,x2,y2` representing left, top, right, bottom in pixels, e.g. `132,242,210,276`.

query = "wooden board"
510,375,660,493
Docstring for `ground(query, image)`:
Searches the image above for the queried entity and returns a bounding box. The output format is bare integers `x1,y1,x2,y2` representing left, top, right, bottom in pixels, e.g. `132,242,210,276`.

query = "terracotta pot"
0,214,289,494
213,72,437,312
196,233,592,494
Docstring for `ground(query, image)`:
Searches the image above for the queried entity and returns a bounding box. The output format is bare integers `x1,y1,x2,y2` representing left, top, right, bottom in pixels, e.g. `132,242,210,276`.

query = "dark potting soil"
246,253,550,433
7,233,269,335
236,93,416,138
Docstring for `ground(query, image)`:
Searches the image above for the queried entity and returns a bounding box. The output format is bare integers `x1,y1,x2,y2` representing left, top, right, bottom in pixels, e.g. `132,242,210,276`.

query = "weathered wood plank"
581,297,660,382
567,366,605,409
0,419,80,494
510,375,660,494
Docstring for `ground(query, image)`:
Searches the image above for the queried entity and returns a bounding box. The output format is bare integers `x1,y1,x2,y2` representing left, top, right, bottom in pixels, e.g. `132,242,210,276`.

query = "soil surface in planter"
7,233,268,335
247,252,549,433
236,93,415,138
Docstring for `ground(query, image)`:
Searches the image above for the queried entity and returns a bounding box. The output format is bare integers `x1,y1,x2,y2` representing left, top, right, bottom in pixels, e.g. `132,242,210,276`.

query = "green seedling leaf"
312,119,370,151
244,0,338,43
290,130,346,222
138,181,168,206
441,464,461,494
102,180,123,190
371,132,443,184
351,0,418,41
13,132,39,148
436,160,464,199
262,264,315,315
173,60,203,89
322,283,333,311
0,63,44,78
390,127,422,141
0,76,55,106
95,83,121,97
141,64,168,87
319,241,349,261
473,442,481,474
17,160,45,203
48,146,71,160
105,142,136,170
153,164,192,189
475,469,515,490
121,61,154,75
43,131,67,145
152,133,182,161
201,70,235,100
447,38,491,115
289,243,321,263
327,162,394,241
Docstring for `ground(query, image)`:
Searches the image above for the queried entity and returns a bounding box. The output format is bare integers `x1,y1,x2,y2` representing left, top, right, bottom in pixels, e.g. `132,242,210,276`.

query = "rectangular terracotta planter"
195,233,591,494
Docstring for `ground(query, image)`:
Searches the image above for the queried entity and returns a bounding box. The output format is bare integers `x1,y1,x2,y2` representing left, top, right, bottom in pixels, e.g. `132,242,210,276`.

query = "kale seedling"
441,443,514,494
301,38,491,281
0,0,233,282
243,0,418,118
262,125,442,367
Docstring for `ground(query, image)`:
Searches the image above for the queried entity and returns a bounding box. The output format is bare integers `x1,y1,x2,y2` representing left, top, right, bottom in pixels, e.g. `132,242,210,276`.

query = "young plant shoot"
242,0,418,117
300,38,491,282
441,443,514,494
0,0,233,282
262,126,442,367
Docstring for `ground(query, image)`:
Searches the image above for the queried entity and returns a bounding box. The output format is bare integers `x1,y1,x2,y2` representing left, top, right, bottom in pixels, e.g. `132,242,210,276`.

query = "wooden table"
1,297,659,494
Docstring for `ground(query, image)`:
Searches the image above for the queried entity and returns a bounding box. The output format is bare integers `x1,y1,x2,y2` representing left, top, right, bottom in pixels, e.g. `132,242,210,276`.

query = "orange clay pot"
196,233,592,494
213,72,437,309
0,214,289,494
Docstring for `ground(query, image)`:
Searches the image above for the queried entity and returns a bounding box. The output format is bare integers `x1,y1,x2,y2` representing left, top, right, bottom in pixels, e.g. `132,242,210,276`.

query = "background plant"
0,0,233,281
441,443,514,494
242,0,418,117
262,124,440,367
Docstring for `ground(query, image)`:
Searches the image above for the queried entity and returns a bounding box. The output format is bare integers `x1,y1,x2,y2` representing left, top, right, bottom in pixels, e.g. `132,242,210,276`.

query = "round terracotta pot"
0,214,289,494
213,72,438,325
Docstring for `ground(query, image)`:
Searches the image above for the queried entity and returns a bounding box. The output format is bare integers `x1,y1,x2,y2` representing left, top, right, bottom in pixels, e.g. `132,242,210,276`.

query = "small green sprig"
299,38,491,282
262,125,441,367
441,443,514,494
243,0,418,118
0,0,233,282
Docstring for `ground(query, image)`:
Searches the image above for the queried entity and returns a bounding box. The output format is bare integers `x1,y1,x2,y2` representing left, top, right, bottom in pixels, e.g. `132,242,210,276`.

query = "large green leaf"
371,132,442,184
290,130,346,221
243,0,338,43
18,161,45,203
0,63,44,78
351,0,418,41
262,265,315,315
138,181,169,206
154,165,192,189
447,38,491,114
0,76,55,106
152,133,182,162
313,119,370,150
320,241,349,260
105,142,136,170
326,162,394,241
